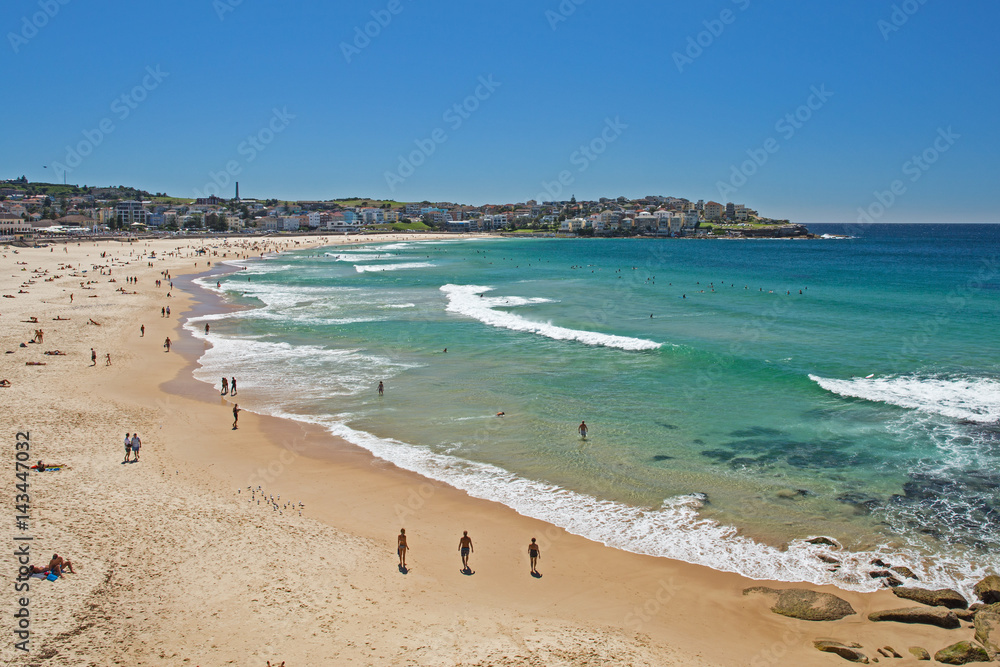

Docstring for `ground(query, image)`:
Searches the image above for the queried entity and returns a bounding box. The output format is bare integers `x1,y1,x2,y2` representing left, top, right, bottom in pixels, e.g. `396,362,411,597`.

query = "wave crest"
440,284,663,351
810,374,1000,423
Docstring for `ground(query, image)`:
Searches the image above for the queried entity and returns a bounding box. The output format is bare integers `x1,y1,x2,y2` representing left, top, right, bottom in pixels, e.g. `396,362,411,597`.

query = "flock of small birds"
239,485,305,516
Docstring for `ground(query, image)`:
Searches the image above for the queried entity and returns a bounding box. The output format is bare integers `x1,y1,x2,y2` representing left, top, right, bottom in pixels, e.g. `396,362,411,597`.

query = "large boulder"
974,575,1000,604
744,587,856,621
974,606,1000,657
892,565,918,580
868,606,961,629
813,640,869,663
892,587,969,609
933,641,991,664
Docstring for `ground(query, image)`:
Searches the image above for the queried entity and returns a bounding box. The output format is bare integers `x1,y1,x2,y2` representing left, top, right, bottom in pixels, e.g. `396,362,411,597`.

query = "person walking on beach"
232,404,240,429
230,377,237,395
161,306,165,318
123,433,132,463
397,528,408,569
459,531,474,572
221,377,228,395
140,324,144,337
378,381,384,396
528,538,540,574
164,337,171,352
130,433,141,461
578,421,588,439
105,353,112,366
91,348,97,366
166,305,170,317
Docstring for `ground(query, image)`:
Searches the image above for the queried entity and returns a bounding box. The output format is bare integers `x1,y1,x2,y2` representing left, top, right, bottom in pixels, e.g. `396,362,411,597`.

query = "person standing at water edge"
578,421,588,439
528,538,540,574
378,381,384,396
459,531,474,571
397,529,408,568
230,377,237,395
232,404,240,429
221,377,228,395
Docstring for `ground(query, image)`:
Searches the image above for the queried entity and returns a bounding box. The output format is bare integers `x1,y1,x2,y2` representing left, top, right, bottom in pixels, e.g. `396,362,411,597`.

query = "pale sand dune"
0,235,959,665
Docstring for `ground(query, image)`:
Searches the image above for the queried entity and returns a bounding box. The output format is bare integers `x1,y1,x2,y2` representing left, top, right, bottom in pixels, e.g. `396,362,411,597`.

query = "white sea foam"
354,262,436,273
441,284,663,351
810,374,1000,423
189,335,414,398
326,253,403,262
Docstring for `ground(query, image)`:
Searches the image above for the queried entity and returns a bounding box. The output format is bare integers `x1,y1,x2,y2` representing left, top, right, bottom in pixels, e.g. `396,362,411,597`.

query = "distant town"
0,176,810,241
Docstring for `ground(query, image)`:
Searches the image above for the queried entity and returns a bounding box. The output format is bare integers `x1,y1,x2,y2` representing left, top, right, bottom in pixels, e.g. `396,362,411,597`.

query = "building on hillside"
703,201,724,220
115,200,150,226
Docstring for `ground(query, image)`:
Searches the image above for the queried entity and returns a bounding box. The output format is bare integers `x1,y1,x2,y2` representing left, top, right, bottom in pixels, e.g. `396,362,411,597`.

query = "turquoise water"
188,224,1000,594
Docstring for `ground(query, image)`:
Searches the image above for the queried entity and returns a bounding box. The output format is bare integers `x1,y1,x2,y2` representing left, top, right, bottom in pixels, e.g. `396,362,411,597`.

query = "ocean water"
187,224,1000,596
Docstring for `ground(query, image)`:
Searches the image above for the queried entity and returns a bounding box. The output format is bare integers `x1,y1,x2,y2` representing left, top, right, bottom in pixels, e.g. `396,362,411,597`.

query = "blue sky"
2,0,997,222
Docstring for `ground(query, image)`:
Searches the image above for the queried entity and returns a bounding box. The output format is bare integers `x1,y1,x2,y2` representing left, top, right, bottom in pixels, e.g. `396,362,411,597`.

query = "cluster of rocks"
743,574,1000,664
806,540,925,589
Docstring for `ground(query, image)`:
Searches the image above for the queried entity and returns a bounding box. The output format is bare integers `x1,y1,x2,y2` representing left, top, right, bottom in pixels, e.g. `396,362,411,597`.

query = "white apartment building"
115,200,149,226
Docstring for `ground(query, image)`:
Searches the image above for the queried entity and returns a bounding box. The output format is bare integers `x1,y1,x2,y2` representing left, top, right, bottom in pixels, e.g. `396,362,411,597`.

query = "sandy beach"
0,235,981,666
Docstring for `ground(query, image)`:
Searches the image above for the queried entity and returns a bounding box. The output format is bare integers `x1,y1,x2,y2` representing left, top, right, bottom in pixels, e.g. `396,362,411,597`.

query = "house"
703,201,724,220
257,217,281,231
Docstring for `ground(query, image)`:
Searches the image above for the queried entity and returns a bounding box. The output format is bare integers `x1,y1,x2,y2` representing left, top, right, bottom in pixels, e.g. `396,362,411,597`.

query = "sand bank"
0,234,962,665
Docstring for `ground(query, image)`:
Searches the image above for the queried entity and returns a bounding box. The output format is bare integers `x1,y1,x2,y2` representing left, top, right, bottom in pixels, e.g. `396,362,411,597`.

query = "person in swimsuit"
221,377,228,395
230,377,237,395
91,348,97,365
232,404,240,429
459,531,474,571
578,421,588,438
378,381,384,396
164,337,171,352
528,538,540,574
48,554,74,577
397,528,408,568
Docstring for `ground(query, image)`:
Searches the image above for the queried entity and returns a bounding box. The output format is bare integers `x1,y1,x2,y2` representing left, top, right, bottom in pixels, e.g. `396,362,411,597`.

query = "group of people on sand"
122,432,141,463
396,529,542,576
26,554,75,579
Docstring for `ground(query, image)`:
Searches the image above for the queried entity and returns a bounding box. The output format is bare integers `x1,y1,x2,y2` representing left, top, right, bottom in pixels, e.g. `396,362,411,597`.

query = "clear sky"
2,0,997,222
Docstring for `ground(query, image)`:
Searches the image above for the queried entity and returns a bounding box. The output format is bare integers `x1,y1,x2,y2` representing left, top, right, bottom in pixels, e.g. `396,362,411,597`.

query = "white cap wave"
441,284,662,351
810,374,1000,423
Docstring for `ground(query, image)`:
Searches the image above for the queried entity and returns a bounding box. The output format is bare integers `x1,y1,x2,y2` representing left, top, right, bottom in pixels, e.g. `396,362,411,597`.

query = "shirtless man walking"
578,421,588,439
232,404,240,429
459,531,474,572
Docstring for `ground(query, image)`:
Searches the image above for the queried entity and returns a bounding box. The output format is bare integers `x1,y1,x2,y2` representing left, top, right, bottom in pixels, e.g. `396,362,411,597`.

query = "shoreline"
185,237,983,599
0,235,972,665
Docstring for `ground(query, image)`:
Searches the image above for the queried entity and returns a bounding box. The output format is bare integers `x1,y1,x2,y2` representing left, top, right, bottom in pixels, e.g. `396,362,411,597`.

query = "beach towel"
46,574,58,581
